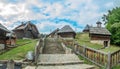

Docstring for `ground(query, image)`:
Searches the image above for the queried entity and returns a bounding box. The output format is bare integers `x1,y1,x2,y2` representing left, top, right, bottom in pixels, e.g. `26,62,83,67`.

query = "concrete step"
36,64,95,69
24,66,36,69
37,54,84,65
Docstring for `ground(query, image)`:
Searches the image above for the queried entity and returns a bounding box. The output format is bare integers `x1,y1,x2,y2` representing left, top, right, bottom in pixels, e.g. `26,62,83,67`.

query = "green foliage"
102,7,120,45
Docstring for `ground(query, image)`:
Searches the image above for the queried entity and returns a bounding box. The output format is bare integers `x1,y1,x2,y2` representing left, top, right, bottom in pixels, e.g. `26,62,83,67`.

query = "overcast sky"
0,0,119,34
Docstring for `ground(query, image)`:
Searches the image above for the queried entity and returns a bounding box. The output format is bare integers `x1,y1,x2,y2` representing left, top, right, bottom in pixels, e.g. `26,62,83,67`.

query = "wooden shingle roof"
58,25,76,33
0,23,10,32
83,24,90,31
90,27,111,35
13,21,35,30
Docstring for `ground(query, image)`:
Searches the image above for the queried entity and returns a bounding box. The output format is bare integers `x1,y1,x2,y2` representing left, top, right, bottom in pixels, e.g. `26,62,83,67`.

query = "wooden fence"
34,36,46,63
63,40,120,69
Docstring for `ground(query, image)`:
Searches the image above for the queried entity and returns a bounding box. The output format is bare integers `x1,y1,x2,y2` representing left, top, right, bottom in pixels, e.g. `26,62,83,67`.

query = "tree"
102,7,120,45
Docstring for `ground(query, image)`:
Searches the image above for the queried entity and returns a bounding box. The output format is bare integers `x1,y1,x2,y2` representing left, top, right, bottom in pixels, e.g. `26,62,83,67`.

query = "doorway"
104,41,108,47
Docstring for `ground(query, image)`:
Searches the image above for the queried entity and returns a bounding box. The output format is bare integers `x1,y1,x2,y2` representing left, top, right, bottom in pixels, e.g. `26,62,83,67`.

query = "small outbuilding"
57,25,76,39
6,32,16,46
13,21,39,39
0,23,10,50
89,21,111,47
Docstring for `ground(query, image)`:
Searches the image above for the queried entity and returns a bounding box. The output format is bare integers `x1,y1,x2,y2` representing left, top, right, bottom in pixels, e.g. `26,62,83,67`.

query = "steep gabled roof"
90,27,111,35
13,21,35,30
0,23,10,32
58,25,75,33
83,24,90,31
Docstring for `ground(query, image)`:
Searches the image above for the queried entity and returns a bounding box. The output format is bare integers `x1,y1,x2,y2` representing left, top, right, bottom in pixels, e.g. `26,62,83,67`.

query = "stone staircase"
35,38,95,69
36,54,95,69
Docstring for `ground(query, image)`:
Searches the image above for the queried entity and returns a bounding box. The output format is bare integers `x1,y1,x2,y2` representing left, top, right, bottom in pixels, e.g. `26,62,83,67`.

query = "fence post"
83,46,86,57
107,51,111,69
7,59,14,69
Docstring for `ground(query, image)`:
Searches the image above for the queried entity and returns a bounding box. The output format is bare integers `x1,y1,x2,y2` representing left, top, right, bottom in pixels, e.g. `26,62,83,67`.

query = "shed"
57,25,76,39
6,32,16,46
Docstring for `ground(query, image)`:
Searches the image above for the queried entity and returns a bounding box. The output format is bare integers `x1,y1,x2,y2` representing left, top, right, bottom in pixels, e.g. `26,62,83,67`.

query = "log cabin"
57,25,76,39
0,23,10,50
13,21,39,39
89,21,111,47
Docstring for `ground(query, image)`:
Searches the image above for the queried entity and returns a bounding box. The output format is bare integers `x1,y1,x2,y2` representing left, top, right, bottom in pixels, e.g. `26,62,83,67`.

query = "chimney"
96,21,102,28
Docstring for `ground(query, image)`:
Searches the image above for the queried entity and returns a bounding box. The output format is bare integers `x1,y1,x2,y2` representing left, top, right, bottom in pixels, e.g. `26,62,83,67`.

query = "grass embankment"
76,32,120,52
0,39,38,60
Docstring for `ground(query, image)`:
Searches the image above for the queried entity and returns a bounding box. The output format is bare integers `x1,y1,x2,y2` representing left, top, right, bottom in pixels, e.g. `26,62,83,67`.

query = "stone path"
43,38,65,54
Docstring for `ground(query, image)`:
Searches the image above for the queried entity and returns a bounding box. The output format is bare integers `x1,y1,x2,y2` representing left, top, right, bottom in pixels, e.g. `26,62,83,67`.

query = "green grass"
75,33,103,49
101,45,120,53
0,39,38,60
16,39,32,45
112,64,120,69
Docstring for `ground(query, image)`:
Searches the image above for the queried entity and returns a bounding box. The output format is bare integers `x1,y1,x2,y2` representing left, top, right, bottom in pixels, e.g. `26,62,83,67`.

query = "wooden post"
7,59,14,69
107,52,111,69
83,46,86,56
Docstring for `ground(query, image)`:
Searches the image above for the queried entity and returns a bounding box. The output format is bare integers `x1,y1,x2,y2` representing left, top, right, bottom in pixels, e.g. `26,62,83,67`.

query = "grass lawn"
16,39,33,45
101,45,120,53
0,39,38,60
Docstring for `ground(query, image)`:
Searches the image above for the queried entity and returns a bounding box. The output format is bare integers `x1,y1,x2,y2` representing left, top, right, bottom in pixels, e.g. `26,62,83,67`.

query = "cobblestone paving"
43,38,65,54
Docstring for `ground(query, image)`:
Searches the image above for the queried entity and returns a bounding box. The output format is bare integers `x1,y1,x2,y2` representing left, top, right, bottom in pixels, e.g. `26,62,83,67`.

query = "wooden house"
89,21,111,47
0,23,10,50
83,24,90,32
48,28,59,38
13,21,39,39
57,25,76,39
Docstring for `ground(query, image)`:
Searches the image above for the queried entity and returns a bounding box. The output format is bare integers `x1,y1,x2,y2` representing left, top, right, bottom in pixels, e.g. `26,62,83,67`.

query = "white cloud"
0,0,114,33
